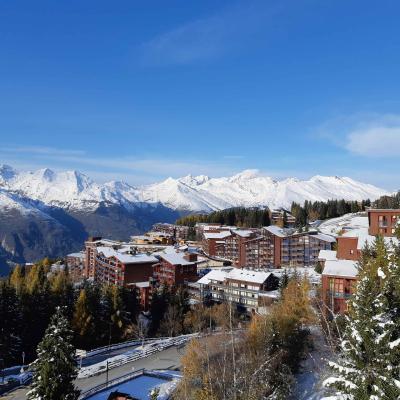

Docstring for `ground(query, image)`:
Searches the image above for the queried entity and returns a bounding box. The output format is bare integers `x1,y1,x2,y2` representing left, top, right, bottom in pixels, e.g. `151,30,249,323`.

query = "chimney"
184,253,197,262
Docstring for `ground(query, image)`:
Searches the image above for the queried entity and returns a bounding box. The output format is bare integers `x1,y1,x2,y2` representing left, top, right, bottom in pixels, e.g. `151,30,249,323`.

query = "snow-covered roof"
197,268,231,285
159,252,196,266
203,231,232,240
226,268,273,284
233,230,254,238
311,233,336,243
341,227,399,250
317,213,369,236
133,281,151,288
263,225,287,237
322,259,358,278
318,250,337,261
96,246,158,264
66,252,85,259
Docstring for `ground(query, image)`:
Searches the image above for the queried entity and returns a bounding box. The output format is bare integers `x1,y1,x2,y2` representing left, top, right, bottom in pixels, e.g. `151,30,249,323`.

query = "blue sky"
1,0,400,189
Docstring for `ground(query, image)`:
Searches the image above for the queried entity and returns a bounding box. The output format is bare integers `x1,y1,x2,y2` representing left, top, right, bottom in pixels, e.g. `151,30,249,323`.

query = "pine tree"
28,307,80,400
0,281,22,366
325,237,400,399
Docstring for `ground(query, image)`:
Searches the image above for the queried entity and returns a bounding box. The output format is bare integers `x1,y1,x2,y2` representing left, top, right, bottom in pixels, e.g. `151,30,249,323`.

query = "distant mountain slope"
141,169,389,211
1,165,388,212
0,164,389,273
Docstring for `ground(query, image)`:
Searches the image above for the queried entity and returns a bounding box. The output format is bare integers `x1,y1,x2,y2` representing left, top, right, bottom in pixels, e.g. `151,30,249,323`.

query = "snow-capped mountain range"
0,164,390,274
0,165,389,213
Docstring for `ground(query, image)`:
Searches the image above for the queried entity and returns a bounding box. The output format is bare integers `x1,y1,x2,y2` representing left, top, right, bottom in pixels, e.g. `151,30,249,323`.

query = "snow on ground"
1,366,32,385
78,344,146,378
270,266,322,285
290,326,337,400
78,337,188,379
317,213,368,236
86,374,169,400
85,370,182,400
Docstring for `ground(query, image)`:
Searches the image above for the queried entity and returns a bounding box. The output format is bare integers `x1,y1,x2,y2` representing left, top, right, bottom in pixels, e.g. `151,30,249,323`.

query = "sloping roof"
318,250,337,261
159,252,196,266
203,231,232,240
312,233,336,243
97,246,158,264
342,227,399,250
67,252,85,259
322,259,358,278
197,268,231,285
226,268,273,284
263,225,287,237
234,230,254,238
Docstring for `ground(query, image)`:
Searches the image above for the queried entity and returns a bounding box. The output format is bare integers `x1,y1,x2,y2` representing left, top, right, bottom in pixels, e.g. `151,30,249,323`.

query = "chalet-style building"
196,268,279,313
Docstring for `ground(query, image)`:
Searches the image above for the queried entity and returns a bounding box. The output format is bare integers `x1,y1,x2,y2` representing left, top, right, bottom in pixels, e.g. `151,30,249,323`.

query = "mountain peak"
0,164,389,212
36,168,55,181
231,169,262,180
0,164,17,182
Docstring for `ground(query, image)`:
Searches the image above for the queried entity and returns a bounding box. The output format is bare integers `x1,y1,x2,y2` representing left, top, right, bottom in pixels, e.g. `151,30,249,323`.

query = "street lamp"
20,352,25,373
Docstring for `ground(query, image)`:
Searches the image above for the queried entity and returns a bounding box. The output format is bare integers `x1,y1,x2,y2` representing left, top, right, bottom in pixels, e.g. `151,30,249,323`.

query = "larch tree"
28,307,80,400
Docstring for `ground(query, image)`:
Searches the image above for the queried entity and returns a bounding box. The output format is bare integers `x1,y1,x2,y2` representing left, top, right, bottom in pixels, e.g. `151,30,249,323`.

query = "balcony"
327,291,352,299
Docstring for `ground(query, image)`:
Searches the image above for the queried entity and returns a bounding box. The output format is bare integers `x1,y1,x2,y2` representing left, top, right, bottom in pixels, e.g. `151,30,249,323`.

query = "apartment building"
131,231,174,245
65,251,85,282
153,251,198,286
270,209,296,228
225,230,256,266
152,223,190,240
321,259,357,315
320,209,400,316
368,209,400,236
201,225,335,269
94,246,157,286
196,268,279,313
256,227,335,268
202,230,233,258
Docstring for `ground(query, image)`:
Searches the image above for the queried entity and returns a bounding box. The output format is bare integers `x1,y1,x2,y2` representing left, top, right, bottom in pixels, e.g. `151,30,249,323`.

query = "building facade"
197,268,279,313
153,252,198,286
320,208,400,317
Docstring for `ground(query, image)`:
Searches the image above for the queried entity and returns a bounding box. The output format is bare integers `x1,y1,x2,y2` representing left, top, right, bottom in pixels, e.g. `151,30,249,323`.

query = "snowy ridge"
0,165,389,213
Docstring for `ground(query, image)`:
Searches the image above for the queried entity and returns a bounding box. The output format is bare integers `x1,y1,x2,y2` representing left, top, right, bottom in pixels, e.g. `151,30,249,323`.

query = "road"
80,343,143,367
2,345,185,400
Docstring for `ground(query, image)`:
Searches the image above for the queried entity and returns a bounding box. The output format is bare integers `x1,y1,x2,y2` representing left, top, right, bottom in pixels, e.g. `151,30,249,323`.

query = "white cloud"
139,1,280,65
346,126,400,157
317,113,400,158
2,145,86,157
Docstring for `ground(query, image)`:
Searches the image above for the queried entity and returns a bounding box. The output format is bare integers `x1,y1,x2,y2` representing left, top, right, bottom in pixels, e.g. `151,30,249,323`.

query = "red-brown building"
153,251,198,286
321,259,358,315
321,209,400,317
65,252,85,282
92,246,157,286
201,226,335,269
368,209,400,236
